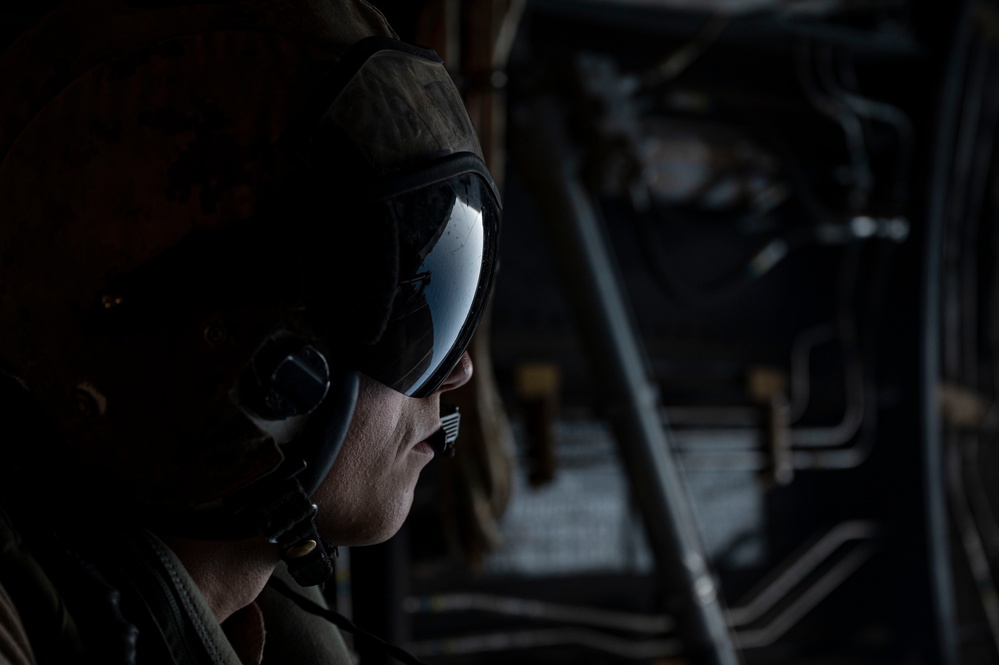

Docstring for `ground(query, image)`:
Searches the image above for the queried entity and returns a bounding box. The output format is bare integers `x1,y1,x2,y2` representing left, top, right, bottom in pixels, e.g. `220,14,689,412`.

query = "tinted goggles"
355,153,500,398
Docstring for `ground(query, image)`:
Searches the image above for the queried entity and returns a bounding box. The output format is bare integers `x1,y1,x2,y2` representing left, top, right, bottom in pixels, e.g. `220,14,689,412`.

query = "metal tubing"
403,593,675,634
513,96,741,665
733,543,877,649
727,520,880,627
407,627,683,660
921,3,974,663
404,523,881,655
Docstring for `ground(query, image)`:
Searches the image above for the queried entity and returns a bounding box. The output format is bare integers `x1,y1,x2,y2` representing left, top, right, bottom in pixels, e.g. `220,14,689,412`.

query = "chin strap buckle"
248,475,335,587
278,526,337,588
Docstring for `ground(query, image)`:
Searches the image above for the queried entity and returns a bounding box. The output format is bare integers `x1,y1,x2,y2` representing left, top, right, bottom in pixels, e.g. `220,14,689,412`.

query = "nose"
437,351,474,393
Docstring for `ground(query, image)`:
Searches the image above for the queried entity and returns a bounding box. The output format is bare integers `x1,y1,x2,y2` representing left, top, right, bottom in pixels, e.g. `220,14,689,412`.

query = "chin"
319,487,416,547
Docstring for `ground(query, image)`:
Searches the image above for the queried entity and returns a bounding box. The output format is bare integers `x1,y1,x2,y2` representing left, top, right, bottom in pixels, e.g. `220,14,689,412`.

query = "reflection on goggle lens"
405,196,484,391
357,171,498,397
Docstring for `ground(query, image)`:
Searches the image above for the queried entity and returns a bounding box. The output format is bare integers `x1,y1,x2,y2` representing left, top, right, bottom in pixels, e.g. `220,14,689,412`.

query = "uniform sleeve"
0,581,35,665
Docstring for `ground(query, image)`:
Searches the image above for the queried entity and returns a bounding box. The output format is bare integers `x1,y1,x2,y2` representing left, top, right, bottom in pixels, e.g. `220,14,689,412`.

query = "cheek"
313,437,422,546
309,382,429,545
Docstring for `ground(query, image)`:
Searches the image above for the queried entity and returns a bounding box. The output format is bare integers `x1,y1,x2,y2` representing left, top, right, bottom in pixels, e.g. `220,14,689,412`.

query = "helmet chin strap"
164,443,340,586
245,469,337,587
150,366,359,586
251,368,360,587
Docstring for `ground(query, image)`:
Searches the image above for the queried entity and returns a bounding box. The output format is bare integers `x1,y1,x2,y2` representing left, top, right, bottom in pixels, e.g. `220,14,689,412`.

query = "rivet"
264,390,289,415
203,324,227,344
286,540,317,559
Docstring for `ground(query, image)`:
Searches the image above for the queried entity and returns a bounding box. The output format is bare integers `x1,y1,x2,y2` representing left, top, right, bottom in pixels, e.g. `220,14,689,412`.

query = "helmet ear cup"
283,368,360,496
237,333,332,421
236,329,360,496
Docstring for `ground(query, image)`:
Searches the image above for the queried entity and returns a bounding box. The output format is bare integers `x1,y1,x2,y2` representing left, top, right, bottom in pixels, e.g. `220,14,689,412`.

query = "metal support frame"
921,3,975,664
512,96,741,665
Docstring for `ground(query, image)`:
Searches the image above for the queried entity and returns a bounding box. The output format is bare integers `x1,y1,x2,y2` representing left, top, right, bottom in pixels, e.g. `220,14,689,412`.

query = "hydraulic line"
795,39,872,212
727,520,880,628
789,324,836,423
817,45,915,206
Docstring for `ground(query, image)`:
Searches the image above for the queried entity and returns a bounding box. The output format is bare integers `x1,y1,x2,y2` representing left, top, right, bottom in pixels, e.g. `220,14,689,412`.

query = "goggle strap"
362,151,501,206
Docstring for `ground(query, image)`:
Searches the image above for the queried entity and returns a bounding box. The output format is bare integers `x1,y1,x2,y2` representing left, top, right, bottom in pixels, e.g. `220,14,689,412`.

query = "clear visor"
356,166,499,398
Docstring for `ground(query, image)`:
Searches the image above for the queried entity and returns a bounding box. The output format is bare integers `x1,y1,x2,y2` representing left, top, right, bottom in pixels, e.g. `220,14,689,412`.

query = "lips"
410,424,441,455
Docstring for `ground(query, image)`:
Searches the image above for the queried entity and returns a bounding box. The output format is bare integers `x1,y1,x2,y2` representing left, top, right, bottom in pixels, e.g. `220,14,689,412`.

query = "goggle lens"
355,169,499,397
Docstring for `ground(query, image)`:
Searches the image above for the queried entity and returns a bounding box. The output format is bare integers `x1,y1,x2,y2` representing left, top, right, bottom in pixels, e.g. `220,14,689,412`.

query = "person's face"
311,351,473,545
